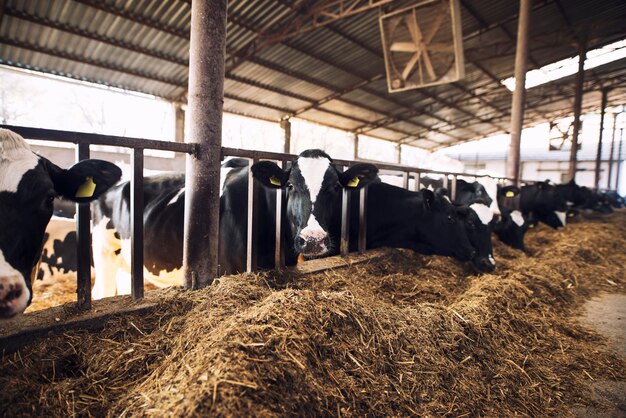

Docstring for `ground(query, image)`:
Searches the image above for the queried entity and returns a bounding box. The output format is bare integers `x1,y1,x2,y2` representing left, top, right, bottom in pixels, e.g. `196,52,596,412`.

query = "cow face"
493,209,528,251
252,150,378,258
457,202,496,273
416,189,475,262
0,129,121,318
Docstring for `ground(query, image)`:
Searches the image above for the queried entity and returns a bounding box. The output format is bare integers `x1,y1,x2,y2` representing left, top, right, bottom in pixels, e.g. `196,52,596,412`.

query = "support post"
281,118,291,154
506,0,531,185
607,113,618,189
616,128,624,192
358,188,367,254
340,186,351,256
75,143,91,310
568,42,587,181
131,148,144,299
353,133,359,160
594,89,609,190
396,143,402,164
183,0,227,289
175,105,185,143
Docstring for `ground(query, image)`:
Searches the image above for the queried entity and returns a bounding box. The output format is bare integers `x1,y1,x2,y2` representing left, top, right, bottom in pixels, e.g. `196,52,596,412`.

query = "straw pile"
1,211,625,417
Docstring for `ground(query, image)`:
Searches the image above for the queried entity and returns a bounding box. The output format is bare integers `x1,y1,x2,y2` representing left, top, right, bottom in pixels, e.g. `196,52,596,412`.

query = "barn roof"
1,0,625,151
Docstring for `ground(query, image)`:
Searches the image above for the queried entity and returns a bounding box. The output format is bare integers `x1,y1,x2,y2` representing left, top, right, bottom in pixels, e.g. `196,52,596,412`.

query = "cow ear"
422,189,435,210
339,163,378,189
50,159,122,203
251,161,289,189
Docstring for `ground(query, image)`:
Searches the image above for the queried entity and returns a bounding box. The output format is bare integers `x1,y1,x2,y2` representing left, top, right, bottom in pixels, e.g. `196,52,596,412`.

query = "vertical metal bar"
568,41,587,181
75,143,91,310
442,175,449,194
414,172,421,191
340,186,351,256
281,119,291,154
131,148,144,300
274,161,285,270
358,187,367,254
616,128,624,191
594,89,609,190
174,105,185,143
506,0,531,185
396,143,402,164
450,175,458,201
247,158,259,272
402,171,409,189
353,133,359,160
183,0,227,289
607,113,618,190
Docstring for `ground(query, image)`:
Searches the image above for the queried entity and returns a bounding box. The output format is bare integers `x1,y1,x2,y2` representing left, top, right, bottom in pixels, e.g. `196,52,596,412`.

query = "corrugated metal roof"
0,0,625,150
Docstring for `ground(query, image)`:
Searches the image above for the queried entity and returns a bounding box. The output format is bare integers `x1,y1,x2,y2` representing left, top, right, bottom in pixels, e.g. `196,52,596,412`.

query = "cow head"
414,189,476,262
252,150,378,258
493,208,528,250
456,201,496,273
523,181,568,229
0,129,121,318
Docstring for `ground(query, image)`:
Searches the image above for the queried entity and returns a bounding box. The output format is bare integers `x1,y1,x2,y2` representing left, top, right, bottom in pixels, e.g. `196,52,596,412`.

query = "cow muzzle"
295,230,330,257
0,274,30,319
473,255,496,273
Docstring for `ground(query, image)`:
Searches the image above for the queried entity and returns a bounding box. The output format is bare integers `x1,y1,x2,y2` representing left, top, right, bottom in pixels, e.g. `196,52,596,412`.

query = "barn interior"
1,0,626,416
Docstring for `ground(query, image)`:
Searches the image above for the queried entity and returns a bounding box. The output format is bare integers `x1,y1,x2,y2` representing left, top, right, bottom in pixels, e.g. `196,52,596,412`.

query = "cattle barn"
1,0,626,416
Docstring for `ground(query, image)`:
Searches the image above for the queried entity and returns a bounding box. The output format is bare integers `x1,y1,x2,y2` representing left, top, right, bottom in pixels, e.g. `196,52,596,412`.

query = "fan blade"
428,43,454,52
426,2,448,44
406,10,424,44
402,52,421,81
422,50,437,81
390,42,420,52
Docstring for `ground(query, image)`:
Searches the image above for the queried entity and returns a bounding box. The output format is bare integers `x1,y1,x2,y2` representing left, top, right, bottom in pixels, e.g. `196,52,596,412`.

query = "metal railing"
4,125,520,311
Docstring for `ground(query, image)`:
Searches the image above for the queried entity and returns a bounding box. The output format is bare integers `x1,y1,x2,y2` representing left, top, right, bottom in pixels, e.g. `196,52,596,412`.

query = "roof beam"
4,7,188,66
0,37,187,88
73,0,189,39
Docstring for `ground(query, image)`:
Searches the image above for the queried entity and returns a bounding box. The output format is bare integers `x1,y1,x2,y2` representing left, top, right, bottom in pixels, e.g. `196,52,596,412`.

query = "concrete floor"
574,293,626,418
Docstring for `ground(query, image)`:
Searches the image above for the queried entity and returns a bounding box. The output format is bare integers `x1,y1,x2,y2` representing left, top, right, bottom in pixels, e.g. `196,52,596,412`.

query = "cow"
344,182,476,266
556,180,613,215
0,128,121,318
519,180,568,229
38,216,81,281
90,150,379,298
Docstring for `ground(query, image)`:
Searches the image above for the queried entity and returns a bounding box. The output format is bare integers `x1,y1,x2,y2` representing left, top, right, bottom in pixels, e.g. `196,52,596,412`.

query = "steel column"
594,89,609,190
183,0,227,289
568,42,587,181
607,113,618,189
617,128,624,191
506,0,531,185
281,118,291,154
75,143,91,310
353,133,359,160
131,148,144,299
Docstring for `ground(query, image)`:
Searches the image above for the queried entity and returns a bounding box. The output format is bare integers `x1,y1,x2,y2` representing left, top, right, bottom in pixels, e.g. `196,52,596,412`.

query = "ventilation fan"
548,120,580,151
380,0,464,93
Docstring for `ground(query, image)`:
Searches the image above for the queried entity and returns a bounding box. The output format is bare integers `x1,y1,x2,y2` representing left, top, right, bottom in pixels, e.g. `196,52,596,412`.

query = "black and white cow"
519,180,568,229
352,182,476,265
0,128,121,318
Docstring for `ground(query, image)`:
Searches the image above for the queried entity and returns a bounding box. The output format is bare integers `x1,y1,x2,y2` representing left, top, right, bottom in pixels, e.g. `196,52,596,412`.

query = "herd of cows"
1,128,624,318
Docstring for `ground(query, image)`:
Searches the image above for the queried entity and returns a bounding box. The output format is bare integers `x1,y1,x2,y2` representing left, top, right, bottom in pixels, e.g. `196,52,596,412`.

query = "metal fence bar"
274,162,285,270
414,172,421,191
247,158,259,272
131,148,145,300
450,175,458,201
75,143,91,310
358,188,367,254
340,188,351,256
442,175,450,193
402,171,409,189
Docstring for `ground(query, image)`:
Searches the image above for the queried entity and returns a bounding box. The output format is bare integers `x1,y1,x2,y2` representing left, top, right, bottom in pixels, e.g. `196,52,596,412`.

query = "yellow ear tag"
346,176,360,188
269,175,282,187
505,191,515,198
76,177,96,198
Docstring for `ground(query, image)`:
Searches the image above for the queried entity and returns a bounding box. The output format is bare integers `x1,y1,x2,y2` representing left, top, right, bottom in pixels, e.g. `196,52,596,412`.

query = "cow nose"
474,257,496,273
296,233,329,256
296,236,306,248
0,276,27,318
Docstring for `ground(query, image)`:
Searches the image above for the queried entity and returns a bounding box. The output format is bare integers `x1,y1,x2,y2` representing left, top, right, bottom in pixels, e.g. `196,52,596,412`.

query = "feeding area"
1,212,626,416
1,0,626,416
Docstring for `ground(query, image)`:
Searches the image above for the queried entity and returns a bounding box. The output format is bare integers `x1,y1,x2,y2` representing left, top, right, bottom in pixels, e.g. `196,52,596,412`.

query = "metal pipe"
175,105,185,143
131,148,145,299
402,171,409,189
75,143,91,310
506,0,531,185
183,0,227,289
616,128,624,191
358,188,367,254
353,133,359,160
568,42,587,181
607,113,618,189
275,161,286,270
281,118,291,154
450,175,458,201
247,158,259,272
594,89,609,190
340,187,351,256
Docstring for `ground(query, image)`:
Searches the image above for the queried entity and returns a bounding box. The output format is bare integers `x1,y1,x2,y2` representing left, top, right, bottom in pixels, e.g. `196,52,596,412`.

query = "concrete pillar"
567,42,587,181
506,0,531,185
183,0,227,289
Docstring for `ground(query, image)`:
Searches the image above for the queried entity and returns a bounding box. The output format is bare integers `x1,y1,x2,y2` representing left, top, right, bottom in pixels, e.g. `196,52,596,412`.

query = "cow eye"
287,183,294,190
447,214,454,223
44,194,55,208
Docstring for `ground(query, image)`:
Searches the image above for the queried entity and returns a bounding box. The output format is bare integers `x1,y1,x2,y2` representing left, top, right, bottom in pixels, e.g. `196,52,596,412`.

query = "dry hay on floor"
27,271,78,313
1,211,626,417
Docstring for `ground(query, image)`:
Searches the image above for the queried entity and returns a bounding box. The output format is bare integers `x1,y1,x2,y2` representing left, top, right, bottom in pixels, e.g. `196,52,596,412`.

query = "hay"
2,212,626,417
